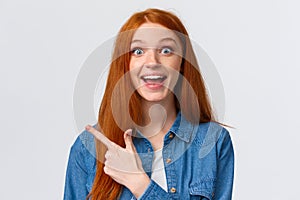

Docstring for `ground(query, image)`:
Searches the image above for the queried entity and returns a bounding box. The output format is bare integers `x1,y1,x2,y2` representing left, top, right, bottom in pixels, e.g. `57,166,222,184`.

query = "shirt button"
170,187,176,193
166,158,172,163
169,133,174,139
147,148,151,153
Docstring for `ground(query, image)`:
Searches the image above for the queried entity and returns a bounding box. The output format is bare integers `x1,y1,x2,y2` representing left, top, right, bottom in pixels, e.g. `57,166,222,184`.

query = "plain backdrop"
1,0,299,199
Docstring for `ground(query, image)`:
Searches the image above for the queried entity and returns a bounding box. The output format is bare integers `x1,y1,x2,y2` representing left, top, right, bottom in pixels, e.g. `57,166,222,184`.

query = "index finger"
85,125,114,149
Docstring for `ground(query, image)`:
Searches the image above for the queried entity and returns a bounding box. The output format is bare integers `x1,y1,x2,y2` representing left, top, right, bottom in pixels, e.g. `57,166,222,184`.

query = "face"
129,22,183,102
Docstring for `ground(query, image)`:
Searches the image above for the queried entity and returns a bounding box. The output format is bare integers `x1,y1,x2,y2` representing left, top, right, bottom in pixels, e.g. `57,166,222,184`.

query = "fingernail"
127,129,132,136
85,125,91,130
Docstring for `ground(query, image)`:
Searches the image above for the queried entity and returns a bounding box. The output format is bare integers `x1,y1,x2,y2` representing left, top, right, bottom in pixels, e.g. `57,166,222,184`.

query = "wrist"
130,173,151,198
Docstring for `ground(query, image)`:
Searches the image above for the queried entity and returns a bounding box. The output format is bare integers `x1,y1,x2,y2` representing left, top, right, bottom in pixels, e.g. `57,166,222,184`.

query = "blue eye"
132,48,144,55
160,47,173,55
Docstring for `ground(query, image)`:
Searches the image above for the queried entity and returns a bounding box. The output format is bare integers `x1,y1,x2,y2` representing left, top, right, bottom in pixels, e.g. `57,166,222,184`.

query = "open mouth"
141,75,167,84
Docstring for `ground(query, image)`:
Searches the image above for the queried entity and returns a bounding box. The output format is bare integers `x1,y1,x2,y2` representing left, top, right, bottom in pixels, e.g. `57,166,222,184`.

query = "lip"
140,73,167,79
140,73,167,90
144,82,165,90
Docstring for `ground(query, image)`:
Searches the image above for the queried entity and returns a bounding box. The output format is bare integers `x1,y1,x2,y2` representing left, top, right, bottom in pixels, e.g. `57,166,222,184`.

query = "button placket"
166,158,172,164
163,145,178,198
170,187,176,193
169,133,174,139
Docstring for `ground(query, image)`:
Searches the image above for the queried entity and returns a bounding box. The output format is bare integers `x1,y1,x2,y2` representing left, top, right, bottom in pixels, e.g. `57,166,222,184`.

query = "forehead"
131,23,181,44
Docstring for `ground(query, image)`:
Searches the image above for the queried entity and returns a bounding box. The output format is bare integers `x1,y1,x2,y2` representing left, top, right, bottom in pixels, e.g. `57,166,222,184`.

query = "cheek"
129,58,143,70
129,59,141,77
169,57,182,71
128,65,140,89
129,59,134,71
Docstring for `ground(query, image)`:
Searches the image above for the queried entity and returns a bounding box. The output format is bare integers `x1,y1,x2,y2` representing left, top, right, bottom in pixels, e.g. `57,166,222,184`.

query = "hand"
85,125,151,198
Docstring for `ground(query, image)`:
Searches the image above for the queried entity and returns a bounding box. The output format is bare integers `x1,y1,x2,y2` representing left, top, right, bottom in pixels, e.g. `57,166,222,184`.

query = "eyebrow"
130,39,144,45
159,37,178,45
130,37,180,47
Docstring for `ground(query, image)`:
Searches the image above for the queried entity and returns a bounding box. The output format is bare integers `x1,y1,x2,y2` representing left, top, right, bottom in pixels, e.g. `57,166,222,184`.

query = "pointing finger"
85,125,113,149
124,129,137,152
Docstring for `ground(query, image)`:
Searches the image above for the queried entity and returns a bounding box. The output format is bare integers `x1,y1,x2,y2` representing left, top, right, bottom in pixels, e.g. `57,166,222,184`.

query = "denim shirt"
63,113,234,200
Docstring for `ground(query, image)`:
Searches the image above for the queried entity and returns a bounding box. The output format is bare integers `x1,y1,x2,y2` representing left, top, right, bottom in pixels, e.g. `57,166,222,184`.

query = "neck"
139,94,177,138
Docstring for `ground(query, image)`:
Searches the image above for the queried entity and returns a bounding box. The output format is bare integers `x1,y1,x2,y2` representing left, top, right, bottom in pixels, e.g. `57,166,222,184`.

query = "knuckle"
103,166,109,174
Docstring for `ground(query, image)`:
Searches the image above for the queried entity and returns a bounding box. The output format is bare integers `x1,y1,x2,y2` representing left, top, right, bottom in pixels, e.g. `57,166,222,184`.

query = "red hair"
87,8,214,199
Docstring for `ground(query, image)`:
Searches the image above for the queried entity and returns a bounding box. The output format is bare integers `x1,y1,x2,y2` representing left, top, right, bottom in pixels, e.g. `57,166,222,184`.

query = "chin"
138,90,171,103
140,95,165,102
144,97,166,102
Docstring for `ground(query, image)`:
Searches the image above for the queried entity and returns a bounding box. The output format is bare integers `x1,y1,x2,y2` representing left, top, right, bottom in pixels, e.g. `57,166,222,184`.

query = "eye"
160,47,173,55
131,48,144,55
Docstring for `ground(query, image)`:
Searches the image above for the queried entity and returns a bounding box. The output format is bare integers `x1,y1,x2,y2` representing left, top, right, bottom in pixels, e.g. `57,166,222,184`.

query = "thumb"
124,129,143,170
124,129,136,152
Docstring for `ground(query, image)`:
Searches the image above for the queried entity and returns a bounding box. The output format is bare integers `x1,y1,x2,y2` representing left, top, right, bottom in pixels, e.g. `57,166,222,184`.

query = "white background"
1,0,299,199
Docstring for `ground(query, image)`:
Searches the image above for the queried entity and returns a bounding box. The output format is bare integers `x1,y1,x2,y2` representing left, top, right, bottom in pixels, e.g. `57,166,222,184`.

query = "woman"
64,8,234,200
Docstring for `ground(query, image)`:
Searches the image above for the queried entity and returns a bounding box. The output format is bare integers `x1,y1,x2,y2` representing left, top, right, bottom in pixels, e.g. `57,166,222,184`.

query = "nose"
144,49,160,67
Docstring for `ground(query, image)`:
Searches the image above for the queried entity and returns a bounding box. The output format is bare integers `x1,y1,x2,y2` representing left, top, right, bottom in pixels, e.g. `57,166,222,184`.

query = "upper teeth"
143,75,164,80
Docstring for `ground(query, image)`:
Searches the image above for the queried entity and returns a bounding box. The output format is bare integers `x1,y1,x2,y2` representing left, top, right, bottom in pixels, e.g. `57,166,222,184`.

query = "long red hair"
87,8,214,199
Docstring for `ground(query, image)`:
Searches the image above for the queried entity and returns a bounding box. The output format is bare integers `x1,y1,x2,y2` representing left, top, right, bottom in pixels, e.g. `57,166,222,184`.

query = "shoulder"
194,122,230,142
68,128,97,171
71,129,95,153
192,122,232,157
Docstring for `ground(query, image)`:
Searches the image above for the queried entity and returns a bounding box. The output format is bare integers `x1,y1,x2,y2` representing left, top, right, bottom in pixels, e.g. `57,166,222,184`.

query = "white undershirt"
151,148,168,192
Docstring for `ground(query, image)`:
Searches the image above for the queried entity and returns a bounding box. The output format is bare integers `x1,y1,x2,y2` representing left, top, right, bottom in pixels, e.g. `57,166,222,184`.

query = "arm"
137,180,170,200
214,129,235,199
63,137,89,200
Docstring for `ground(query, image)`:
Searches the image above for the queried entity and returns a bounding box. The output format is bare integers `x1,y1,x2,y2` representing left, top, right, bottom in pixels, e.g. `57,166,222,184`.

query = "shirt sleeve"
137,180,170,200
214,128,235,199
63,136,89,200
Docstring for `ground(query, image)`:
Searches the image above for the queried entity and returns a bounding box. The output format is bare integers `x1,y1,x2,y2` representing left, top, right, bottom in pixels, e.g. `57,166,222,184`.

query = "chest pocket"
188,179,215,200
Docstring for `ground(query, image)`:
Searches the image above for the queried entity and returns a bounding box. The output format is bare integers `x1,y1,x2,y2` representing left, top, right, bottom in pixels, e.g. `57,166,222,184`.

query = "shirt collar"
134,111,196,143
169,112,196,143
